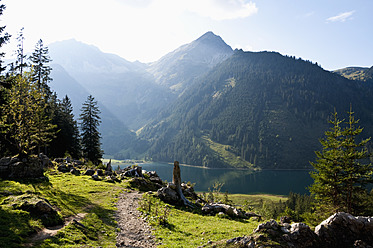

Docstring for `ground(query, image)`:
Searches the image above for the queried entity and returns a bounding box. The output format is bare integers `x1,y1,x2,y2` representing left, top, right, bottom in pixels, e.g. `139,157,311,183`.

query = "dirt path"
115,191,156,248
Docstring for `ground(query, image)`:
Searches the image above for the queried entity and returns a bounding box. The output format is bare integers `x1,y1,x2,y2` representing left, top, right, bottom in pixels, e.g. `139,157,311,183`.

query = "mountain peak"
195,31,231,49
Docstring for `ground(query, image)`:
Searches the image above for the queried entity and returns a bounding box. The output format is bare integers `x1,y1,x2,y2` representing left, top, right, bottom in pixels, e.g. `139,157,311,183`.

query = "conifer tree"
50,95,81,158
0,0,10,74
29,39,52,96
80,95,103,164
12,27,27,75
0,72,56,156
310,110,372,214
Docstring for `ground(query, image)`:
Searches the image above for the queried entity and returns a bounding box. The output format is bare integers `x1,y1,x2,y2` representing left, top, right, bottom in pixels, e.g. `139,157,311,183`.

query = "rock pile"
227,212,373,248
0,154,49,179
157,182,198,206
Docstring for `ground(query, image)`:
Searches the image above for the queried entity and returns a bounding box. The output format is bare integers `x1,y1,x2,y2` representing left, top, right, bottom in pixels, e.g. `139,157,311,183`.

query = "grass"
1,168,289,248
202,135,255,169
139,194,260,248
139,191,287,248
0,170,126,247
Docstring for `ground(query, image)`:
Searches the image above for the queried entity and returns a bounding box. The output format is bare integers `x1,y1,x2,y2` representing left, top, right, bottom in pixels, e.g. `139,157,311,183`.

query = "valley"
49,32,373,170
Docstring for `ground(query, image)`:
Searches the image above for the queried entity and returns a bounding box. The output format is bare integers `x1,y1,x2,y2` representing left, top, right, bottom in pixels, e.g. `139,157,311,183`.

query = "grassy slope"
1,170,286,247
202,136,255,169
0,171,125,247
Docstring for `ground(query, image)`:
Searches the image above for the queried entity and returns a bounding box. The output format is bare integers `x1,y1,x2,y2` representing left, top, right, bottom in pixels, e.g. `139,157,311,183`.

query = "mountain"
147,31,233,94
48,33,234,158
334,66,373,81
139,50,373,169
49,39,175,130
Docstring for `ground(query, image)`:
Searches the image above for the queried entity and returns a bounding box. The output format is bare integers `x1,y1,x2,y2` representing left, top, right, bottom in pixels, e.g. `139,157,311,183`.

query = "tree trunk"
173,161,193,207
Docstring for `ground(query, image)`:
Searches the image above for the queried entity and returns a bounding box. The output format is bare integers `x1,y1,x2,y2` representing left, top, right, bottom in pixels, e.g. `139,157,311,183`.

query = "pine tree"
309,110,372,214
79,95,103,164
0,0,10,74
12,27,27,75
29,39,52,96
50,95,81,158
0,72,56,156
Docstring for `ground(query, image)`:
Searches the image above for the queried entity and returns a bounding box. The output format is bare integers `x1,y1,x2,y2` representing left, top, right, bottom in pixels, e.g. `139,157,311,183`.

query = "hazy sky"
2,0,372,70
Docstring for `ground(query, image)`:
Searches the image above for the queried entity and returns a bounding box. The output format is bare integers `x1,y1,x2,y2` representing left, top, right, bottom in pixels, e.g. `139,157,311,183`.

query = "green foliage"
138,194,171,227
29,39,53,95
0,73,56,156
309,110,373,215
140,50,373,169
79,95,103,164
257,192,314,222
49,95,81,158
0,1,10,73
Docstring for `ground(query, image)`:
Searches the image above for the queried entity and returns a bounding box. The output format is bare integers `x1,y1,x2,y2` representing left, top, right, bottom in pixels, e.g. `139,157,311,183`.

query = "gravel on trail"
116,191,157,248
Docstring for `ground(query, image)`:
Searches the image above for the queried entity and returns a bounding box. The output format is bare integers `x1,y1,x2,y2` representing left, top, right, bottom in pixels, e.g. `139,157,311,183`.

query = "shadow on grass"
0,205,34,248
0,177,118,247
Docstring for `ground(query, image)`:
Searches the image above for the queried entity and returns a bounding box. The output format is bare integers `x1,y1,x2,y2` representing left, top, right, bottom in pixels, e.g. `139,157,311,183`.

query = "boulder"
5,195,63,227
84,169,95,176
57,164,69,173
92,174,99,180
70,168,81,176
97,169,104,176
157,187,180,204
38,153,52,167
123,166,143,177
1,155,45,179
202,203,247,218
315,212,373,248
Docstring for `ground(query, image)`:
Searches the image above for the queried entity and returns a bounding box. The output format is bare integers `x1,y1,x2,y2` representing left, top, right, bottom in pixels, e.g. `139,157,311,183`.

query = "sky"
1,0,372,71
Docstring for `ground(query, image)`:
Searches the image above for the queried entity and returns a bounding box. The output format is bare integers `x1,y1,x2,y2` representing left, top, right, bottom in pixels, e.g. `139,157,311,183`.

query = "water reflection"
121,162,313,195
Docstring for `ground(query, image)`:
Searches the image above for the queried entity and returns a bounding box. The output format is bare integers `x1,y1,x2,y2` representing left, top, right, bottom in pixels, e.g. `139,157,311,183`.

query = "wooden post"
173,161,193,207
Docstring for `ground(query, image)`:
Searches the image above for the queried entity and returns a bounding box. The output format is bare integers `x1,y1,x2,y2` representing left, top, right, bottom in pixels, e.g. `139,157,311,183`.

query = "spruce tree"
12,27,27,75
80,95,103,164
50,95,81,158
29,39,52,95
310,110,372,214
0,0,10,74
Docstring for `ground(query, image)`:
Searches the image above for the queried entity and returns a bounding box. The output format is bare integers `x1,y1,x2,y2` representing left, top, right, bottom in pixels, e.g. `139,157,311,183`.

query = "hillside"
334,66,373,81
139,50,373,169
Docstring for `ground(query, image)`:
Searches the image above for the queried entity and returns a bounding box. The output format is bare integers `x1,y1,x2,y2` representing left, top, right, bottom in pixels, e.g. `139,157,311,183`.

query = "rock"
123,166,143,177
84,169,95,176
70,168,80,176
97,169,104,176
167,182,177,190
280,216,292,224
57,164,69,173
104,170,113,176
1,155,45,179
92,174,99,180
315,212,373,248
6,195,63,227
146,171,163,184
157,187,180,204
288,222,319,247
38,153,52,167
202,203,248,218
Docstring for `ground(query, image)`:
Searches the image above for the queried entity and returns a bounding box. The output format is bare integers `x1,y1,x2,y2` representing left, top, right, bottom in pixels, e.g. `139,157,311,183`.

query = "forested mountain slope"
139,50,373,169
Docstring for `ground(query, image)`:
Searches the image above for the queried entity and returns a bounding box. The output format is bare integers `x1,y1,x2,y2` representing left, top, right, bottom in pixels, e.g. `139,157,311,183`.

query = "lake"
121,162,313,195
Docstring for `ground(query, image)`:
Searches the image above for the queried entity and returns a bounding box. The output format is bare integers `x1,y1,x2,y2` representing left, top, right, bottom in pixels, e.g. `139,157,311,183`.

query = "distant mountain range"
48,32,373,169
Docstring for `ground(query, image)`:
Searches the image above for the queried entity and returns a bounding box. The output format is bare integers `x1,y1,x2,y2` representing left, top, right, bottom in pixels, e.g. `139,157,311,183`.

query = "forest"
0,8,102,165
